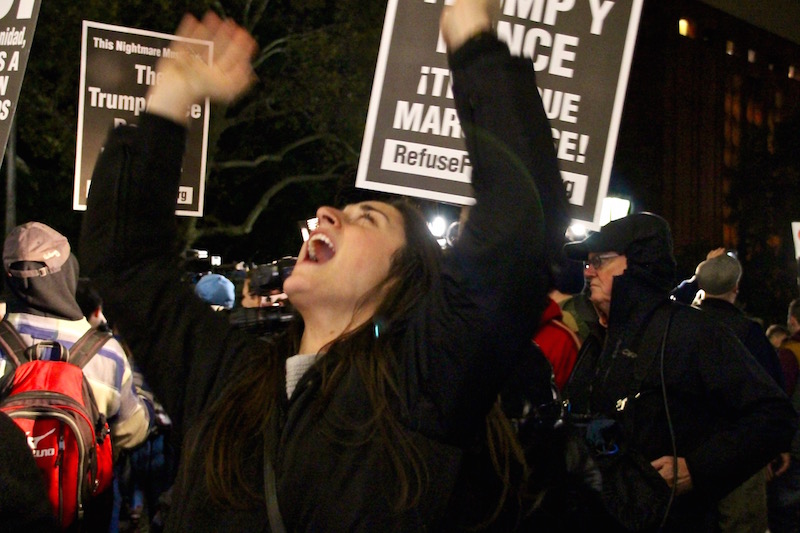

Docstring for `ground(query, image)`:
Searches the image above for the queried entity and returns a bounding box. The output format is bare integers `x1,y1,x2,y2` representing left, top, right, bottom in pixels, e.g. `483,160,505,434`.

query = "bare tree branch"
189,166,345,242
211,133,357,172
246,0,271,33
253,36,286,69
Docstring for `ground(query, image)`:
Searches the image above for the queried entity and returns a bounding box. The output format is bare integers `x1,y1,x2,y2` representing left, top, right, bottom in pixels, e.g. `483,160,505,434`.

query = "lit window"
726,40,735,56
678,18,695,38
748,49,756,63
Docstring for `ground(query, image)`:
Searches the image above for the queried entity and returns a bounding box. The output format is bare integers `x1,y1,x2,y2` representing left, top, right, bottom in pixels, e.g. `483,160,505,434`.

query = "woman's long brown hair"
194,198,528,517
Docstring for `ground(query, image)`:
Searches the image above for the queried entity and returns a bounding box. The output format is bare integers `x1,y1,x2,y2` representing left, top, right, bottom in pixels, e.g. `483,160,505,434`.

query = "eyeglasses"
584,253,620,271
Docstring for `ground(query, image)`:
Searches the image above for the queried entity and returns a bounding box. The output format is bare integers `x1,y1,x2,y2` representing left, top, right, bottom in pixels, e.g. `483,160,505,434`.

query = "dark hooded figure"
1,222,151,448
562,212,796,532
1,222,154,530
5,243,84,321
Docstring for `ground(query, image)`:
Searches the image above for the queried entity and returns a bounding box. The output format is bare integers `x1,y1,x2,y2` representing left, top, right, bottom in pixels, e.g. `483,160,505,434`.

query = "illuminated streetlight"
567,223,587,241
428,216,447,238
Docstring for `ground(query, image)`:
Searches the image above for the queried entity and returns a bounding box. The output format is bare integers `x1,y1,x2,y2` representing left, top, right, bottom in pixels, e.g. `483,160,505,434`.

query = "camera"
247,256,297,296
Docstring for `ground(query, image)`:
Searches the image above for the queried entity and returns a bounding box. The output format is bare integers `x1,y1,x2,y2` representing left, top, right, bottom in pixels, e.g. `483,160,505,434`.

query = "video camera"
247,257,297,296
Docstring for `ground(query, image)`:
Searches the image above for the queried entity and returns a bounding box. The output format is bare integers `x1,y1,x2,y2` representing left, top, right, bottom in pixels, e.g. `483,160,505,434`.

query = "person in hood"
562,212,796,532
2,222,152,451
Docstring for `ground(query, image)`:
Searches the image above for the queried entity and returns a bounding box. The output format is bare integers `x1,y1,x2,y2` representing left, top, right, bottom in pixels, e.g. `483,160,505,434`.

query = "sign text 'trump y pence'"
74,21,212,216
357,0,643,229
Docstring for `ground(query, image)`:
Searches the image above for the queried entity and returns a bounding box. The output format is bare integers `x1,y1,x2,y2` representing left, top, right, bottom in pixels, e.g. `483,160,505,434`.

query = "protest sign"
357,0,643,229
74,21,212,216
0,0,40,166
792,221,800,259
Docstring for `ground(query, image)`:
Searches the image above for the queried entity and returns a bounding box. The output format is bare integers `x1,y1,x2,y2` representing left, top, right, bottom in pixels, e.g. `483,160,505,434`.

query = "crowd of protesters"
1,1,799,532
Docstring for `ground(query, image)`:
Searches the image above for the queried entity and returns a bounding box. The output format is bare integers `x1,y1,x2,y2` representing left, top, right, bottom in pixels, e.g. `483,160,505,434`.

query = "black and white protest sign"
357,0,643,228
0,0,40,166
74,21,212,216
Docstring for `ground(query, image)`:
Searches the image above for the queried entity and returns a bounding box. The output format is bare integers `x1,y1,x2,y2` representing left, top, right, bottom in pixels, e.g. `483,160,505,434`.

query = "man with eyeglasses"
561,212,796,532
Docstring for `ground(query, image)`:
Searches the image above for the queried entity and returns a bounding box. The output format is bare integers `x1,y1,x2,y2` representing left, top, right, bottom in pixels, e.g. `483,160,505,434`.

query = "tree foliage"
4,0,388,264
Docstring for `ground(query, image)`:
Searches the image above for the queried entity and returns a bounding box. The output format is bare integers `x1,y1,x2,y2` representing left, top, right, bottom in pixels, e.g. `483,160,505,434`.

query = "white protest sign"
0,0,40,166
74,21,212,216
357,0,643,229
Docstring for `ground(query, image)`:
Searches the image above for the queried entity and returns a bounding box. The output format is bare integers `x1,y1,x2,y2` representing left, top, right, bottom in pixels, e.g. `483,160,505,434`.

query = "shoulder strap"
628,303,676,395
0,319,29,368
69,327,113,369
263,419,287,533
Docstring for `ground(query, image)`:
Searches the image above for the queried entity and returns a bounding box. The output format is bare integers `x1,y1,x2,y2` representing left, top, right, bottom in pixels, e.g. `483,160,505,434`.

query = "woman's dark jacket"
79,35,562,531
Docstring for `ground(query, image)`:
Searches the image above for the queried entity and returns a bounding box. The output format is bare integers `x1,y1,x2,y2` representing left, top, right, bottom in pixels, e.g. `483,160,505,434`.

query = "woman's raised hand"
147,11,258,124
440,0,500,53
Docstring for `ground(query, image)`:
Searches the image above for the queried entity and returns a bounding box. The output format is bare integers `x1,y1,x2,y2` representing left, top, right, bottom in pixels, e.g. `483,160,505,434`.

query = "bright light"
428,216,447,238
299,218,318,242
568,224,587,240
678,18,695,38
600,197,631,226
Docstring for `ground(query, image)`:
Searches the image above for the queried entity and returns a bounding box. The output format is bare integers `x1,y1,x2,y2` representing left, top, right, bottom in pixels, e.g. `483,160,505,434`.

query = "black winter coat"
566,272,796,531
80,35,561,532
696,297,785,389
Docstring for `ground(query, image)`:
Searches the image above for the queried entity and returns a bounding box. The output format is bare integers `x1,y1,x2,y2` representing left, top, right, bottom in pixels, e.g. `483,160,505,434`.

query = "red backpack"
0,320,115,529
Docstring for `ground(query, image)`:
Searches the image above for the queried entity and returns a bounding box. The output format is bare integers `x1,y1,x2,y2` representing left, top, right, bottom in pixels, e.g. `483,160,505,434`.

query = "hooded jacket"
2,253,151,450
564,220,796,531
5,255,84,320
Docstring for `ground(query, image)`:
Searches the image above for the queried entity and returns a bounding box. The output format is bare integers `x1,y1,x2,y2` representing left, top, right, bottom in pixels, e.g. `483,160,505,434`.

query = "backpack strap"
0,319,29,368
69,328,113,369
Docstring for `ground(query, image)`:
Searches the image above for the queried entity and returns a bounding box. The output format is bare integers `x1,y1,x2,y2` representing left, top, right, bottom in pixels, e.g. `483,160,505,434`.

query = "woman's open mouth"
307,233,336,264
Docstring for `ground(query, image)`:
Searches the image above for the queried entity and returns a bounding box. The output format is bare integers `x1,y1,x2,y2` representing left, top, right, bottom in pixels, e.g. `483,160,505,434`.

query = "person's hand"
147,11,257,124
693,247,727,275
440,0,500,53
651,455,693,495
768,452,791,480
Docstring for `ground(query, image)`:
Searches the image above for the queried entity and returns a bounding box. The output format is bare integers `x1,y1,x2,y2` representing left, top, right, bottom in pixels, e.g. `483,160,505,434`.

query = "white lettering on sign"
381,139,472,183
561,171,588,205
